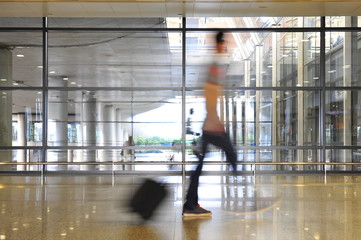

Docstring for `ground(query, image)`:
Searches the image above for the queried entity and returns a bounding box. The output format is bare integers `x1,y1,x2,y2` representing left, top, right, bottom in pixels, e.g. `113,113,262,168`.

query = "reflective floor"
0,173,361,240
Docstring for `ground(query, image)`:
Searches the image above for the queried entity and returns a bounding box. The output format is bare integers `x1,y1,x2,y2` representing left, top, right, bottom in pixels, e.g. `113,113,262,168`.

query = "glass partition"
2,17,361,173
0,149,42,171
325,90,361,146
0,90,43,147
0,17,42,27
48,31,182,88
325,16,360,27
325,31,361,87
186,31,320,87
186,17,320,28
47,90,181,146
0,32,43,87
48,17,181,28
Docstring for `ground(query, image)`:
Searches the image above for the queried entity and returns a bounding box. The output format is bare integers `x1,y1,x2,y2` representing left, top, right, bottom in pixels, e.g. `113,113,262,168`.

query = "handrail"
0,161,360,165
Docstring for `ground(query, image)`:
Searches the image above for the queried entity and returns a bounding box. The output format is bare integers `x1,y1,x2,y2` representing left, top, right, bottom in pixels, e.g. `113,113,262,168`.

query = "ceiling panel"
47,3,88,17
110,3,141,17
324,3,361,16
138,3,167,17
82,3,115,17
193,3,223,17
0,1,361,17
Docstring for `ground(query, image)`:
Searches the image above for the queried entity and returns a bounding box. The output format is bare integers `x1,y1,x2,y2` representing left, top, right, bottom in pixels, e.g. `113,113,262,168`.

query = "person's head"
215,31,226,53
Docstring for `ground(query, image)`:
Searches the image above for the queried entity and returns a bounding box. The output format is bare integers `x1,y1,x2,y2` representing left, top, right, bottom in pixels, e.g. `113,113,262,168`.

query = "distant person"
182,31,238,217
186,108,195,135
186,108,201,159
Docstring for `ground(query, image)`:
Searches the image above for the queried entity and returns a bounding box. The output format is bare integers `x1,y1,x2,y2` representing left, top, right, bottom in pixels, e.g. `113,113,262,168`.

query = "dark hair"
216,31,225,44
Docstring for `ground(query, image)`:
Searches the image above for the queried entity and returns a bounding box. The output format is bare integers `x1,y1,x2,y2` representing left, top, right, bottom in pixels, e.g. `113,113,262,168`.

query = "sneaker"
182,204,212,217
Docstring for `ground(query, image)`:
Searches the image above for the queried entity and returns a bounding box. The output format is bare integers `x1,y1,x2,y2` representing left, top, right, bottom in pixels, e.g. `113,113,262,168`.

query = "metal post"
181,17,187,203
41,17,48,185
320,17,326,177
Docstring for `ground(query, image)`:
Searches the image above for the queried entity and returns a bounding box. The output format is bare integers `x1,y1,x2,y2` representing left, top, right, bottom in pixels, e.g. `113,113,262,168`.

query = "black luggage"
129,179,167,220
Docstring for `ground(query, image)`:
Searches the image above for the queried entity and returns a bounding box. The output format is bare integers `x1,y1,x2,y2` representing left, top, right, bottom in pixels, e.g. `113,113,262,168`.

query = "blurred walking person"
182,31,238,217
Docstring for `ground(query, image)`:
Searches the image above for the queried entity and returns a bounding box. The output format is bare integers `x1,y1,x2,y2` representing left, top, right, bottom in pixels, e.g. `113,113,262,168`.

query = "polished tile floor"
0,173,361,240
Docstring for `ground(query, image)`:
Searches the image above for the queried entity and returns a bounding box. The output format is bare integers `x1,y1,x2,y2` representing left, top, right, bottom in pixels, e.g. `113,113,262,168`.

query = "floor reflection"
120,225,163,240
219,176,281,215
182,216,212,240
1,174,361,239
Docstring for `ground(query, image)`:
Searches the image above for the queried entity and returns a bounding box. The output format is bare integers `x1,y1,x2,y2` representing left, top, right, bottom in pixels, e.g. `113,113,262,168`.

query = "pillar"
297,27,305,171
272,32,280,170
47,79,68,171
255,45,262,164
0,48,13,171
100,105,116,170
80,91,97,171
341,17,354,171
243,59,250,169
17,113,26,171
116,108,123,146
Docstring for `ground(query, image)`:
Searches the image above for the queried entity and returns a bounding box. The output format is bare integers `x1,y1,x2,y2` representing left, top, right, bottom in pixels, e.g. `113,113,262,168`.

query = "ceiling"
0,1,361,18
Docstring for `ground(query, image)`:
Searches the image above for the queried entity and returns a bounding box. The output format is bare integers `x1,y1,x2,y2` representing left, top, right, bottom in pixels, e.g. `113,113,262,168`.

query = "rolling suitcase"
129,179,168,220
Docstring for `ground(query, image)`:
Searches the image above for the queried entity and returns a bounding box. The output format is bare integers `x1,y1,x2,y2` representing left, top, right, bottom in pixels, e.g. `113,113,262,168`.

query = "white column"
100,105,116,170
116,108,123,146
114,108,124,170
17,113,26,171
47,79,68,171
297,30,305,171
80,92,97,171
243,59,250,168
342,17,353,171
272,32,279,170
0,48,12,171
255,45,262,163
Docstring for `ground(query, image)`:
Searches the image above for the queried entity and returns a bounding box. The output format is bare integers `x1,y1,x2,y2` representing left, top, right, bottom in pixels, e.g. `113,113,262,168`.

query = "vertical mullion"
41,17,48,179
320,17,326,174
181,17,187,200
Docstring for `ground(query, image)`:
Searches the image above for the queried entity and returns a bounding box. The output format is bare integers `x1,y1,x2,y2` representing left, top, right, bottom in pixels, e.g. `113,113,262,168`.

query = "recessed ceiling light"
37,66,43,69
16,54,24,58
70,82,76,85
13,82,19,85
0,79,7,82
49,71,55,74
63,77,69,81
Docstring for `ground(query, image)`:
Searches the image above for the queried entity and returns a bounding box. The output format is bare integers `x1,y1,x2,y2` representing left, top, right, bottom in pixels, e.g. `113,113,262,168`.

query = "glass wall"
1,16,361,173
